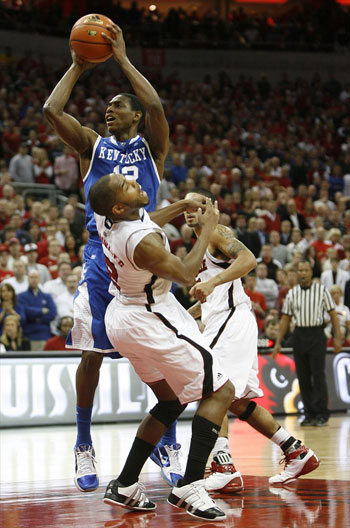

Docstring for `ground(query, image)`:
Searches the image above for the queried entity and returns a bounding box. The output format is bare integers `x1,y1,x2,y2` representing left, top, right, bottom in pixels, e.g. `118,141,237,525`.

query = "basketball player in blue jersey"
43,23,180,491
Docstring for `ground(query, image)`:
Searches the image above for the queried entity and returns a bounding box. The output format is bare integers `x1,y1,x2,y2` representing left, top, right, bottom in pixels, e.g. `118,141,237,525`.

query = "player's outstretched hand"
184,196,208,213
197,199,219,232
102,24,127,63
70,46,96,71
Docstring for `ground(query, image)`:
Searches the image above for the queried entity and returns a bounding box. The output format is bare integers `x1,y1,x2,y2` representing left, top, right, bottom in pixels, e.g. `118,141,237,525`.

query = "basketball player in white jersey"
185,189,320,490
89,172,236,521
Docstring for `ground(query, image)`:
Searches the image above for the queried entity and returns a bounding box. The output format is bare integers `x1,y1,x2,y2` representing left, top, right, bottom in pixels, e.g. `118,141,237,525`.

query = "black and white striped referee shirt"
282,283,335,327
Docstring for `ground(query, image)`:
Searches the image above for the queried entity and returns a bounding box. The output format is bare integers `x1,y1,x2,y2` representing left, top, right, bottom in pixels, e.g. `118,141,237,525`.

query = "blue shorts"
66,239,121,356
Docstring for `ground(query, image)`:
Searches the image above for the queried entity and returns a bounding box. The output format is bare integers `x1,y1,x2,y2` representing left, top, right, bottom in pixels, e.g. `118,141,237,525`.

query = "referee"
273,260,341,427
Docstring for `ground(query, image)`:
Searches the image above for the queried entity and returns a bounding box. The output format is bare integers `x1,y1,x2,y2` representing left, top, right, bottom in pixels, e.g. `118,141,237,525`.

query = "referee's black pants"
292,326,329,420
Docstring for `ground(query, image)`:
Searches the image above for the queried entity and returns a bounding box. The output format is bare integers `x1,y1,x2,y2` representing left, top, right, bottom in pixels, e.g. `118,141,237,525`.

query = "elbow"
176,272,197,287
42,102,59,119
246,252,257,273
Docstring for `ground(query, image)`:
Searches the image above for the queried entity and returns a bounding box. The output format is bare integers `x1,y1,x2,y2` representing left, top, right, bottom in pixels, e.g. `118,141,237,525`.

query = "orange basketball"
70,13,114,63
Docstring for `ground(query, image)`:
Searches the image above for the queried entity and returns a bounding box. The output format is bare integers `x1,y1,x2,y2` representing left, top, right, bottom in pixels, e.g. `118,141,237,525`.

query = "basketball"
70,13,114,63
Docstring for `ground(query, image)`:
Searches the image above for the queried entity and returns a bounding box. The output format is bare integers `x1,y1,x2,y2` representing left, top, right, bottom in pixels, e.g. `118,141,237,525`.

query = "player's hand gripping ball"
70,13,114,63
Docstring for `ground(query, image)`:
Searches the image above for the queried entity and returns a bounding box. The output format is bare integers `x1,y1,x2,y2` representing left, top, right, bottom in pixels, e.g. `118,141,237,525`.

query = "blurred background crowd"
1,0,349,50
0,0,350,352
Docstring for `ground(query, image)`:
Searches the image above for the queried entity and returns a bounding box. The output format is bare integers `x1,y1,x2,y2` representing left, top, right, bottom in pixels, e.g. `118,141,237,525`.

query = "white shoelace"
184,482,217,511
131,482,150,507
164,445,183,473
76,448,96,476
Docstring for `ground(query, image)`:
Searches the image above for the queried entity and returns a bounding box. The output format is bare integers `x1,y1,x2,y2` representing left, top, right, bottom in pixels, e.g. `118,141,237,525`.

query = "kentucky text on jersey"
98,146,147,164
84,135,160,242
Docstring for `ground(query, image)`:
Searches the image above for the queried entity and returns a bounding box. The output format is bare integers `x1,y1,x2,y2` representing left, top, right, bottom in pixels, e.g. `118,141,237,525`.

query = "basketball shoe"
149,443,184,486
204,451,244,493
74,444,99,492
168,479,226,521
269,445,320,485
104,480,157,511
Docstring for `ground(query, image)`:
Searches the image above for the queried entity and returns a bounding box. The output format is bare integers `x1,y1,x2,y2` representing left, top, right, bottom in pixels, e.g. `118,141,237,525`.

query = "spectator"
0,282,26,333
281,199,309,232
43,316,74,351
170,224,195,254
261,199,281,233
33,147,53,184
7,213,32,246
170,153,188,185
53,145,79,194
320,256,350,295
0,315,31,352
324,285,350,340
261,318,281,347
23,243,51,284
303,245,322,279
257,244,282,280
277,267,298,311
0,244,13,283
255,262,279,309
269,231,289,267
287,228,309,261
18,269,56,351
310,227,333,262
279,219,292,246
64,235,80,265
6,237,25,271
239,216,261,258
244,273,267,332
55,273,79,320
61,204,85,241
42,261,72,303
2,260,28,294
9,143,34,183
156,169,176,207
55,217,71,246
38,238,63,279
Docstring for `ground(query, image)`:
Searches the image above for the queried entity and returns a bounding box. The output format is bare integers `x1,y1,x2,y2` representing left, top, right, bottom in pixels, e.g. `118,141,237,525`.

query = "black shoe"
300,417,315,426
315,416,328,427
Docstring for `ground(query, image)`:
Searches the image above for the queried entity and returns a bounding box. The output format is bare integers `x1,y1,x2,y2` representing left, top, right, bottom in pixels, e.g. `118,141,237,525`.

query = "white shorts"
203,303,263,401
104,293,229,404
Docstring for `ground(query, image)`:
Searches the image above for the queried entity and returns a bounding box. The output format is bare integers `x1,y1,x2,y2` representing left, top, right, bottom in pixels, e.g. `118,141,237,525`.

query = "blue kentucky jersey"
84,134,160,241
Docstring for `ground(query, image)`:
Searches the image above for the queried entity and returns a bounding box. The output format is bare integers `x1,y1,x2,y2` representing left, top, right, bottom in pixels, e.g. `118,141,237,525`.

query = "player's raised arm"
134,202,218,286
102,24,169,174
190,226,257,302
43,49,98,155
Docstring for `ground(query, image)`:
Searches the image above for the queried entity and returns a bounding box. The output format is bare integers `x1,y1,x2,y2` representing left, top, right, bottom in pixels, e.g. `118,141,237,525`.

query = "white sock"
213,436,229,454
270,427,294,450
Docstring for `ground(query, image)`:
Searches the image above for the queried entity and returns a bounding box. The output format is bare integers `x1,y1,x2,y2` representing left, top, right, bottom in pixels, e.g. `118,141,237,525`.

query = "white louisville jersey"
94,209,172,304
197,249,251,325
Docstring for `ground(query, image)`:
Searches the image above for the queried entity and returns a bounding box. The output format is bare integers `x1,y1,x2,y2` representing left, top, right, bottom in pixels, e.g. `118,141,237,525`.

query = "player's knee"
215,380,235,405
237,401,257,421
149,399,187,428
80,351,104,373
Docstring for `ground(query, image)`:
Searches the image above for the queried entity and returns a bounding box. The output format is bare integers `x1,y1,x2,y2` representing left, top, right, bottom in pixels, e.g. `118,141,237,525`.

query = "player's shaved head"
89,173,123,217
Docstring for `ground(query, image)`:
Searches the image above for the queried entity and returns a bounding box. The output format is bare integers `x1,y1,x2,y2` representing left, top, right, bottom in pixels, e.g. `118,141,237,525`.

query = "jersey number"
114,165,139,181
105,255,120,290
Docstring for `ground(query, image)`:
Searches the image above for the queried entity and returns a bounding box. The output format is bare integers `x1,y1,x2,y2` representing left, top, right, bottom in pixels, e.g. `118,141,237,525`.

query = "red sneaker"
204,452,243,494
269,445,320,486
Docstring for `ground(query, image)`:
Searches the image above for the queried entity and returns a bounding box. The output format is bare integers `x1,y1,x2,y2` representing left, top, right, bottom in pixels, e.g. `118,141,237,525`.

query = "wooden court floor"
1,414,349,528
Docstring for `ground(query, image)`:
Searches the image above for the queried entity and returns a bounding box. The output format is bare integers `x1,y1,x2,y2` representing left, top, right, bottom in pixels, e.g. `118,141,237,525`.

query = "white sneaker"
74,444,99,492
168,479,226,521
269,445,320,485
104,480,156,511
204,451,243,493
150,443,184,486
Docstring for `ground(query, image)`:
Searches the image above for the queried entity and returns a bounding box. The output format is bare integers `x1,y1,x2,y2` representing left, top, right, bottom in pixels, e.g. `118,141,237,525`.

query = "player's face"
105,95,135,135
115,175,149,208
184,192,202,228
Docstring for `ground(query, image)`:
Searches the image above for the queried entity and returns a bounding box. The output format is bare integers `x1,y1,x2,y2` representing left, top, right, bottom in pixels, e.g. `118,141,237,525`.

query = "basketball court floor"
1,414,349,527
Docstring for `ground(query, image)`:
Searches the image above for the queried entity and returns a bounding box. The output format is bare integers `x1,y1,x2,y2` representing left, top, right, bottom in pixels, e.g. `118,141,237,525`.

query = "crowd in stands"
0,0,349,51
0,41,350,351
